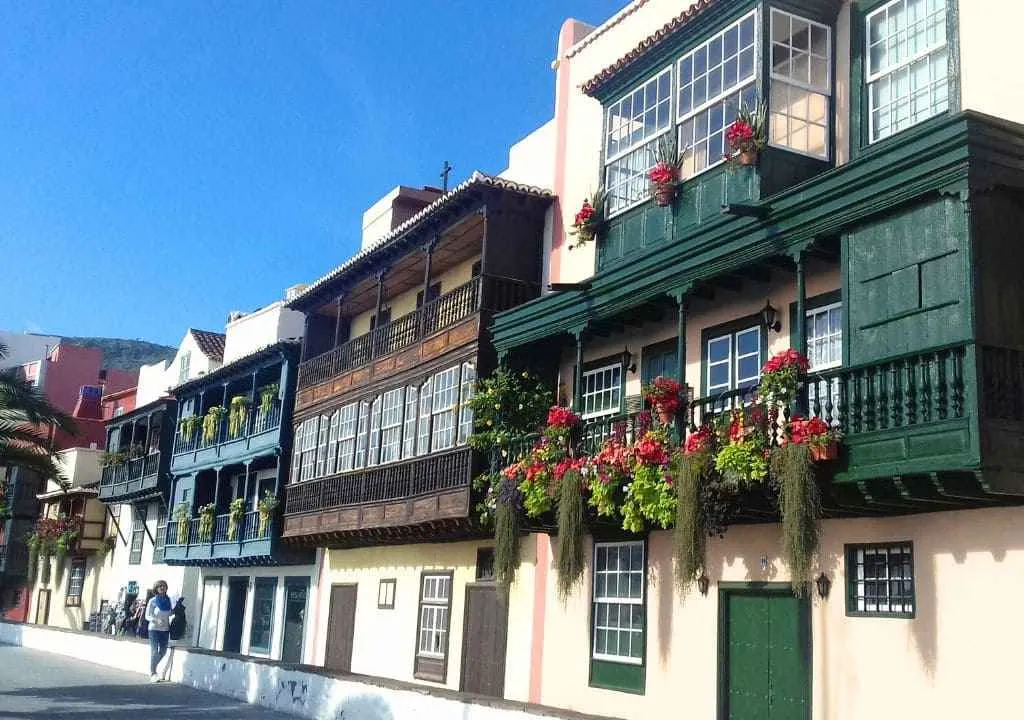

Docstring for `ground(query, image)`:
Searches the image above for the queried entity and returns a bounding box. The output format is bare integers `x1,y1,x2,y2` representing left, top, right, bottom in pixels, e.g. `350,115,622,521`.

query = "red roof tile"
189,329,226,362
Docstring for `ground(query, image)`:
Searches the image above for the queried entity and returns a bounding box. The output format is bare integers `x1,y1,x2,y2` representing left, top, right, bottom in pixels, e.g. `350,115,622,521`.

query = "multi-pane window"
431,367,459,451
677,10,758,177
457,363,476,444
604,69,673,215
337,403,358,472
770,9,831,158
866,0,948,143
846,543,915,617
417,573,451,659
315,414,330,477
706,325,762,398
418,378,434,455
153,504,167,563
129,505,147,565
379,388,405,464
402,386,419,459
325,412,340,477
592,541,645,664
354,401,371,469
807,302,842,422
300,417,318,481
367,396,383,466
65,559,86,607
178,351,191,384
249,577,278,653
581,364,622,419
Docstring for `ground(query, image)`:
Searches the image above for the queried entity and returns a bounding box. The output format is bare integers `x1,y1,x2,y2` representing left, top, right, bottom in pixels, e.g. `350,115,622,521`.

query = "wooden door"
460,583,508,697
222,577,248,654
34,589,50,625
324,584,357,673
720,588,810,720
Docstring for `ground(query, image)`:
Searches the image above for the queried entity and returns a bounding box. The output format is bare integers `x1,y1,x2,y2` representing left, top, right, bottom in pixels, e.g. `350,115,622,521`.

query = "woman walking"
145,581,173,682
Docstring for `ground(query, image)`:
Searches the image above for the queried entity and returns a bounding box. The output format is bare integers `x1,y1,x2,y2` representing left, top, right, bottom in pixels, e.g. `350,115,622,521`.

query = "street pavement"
0,644,294,719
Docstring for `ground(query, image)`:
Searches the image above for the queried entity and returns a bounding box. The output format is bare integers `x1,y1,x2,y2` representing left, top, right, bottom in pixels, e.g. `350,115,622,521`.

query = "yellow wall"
26,553,103,631
529,505,1024,719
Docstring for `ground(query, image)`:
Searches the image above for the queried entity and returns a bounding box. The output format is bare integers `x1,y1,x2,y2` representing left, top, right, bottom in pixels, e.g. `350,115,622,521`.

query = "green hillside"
64,337,176,371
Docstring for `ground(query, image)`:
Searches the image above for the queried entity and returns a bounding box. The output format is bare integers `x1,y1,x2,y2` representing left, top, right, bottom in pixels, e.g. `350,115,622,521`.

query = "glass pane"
736,328,759,356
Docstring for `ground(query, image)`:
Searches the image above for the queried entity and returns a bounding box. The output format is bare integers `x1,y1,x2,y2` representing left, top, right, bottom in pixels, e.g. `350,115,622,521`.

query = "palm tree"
0,342,76,480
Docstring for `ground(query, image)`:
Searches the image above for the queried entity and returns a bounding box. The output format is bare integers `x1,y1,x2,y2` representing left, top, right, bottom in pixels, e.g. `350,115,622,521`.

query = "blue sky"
0,1,624,347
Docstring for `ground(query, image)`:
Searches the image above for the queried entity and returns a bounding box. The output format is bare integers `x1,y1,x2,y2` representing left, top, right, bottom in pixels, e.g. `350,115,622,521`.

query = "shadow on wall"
333,694,394,720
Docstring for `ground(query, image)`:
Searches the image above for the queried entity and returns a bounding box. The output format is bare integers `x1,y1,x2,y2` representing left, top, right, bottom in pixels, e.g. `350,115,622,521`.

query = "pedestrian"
168,598,187,642
135,590,154,639
145,581,173,682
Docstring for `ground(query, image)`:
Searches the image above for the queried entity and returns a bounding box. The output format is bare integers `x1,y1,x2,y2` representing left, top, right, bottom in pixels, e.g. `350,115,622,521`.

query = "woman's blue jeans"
149,630,170,675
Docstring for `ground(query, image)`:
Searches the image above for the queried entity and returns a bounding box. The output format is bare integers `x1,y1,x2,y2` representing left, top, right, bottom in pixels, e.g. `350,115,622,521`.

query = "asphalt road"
0,644,294,719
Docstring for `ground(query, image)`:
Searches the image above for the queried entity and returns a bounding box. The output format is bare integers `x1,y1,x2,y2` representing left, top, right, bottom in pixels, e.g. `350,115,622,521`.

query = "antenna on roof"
440,160,453,193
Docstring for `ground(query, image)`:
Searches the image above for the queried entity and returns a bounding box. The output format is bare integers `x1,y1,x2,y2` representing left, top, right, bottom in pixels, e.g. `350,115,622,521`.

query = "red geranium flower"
684,426,712,455
648,161,677,186
547,406,580,430
574,201,595,227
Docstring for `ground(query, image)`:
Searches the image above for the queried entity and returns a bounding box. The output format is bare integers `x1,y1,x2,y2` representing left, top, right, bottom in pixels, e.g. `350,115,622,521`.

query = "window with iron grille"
846,542,915,617
152,504,167,563
65,558,86,607
129,505,147,565
592,541,645,665
414,571,452,682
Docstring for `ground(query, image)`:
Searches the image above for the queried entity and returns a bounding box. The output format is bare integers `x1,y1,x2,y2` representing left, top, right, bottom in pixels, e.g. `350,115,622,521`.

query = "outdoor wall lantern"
815,572,832,599
761,301,782,333
621,347,637,375
697,574,710,596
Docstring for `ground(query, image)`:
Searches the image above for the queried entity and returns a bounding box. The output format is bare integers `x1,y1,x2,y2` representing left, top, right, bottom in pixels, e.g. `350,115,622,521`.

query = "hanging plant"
568,188,606,250
642,375,684,426
39,552,52,586
771,443,821,596
98,534,117,562
554,467,586,599
725,101,767,166
259,383,280,417
26,535,40,583
197,503,216,542
257,490,279,537
672,447,713,592
620,430,676,533
760,349,810,405
587,437,630,519
493,476,522,593
227,497,246,540
99,450,128,467
172,502,191,544
228,395,251,439
789,416,842,462
202,406,226,444
179,415,201,441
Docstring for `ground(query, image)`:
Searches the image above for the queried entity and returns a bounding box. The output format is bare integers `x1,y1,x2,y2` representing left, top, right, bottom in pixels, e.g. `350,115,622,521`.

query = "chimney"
360,186,443,251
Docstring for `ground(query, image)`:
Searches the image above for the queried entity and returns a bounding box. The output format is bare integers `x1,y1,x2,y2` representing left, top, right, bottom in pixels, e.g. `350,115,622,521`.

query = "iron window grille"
66,559,86,607
845,542,915,617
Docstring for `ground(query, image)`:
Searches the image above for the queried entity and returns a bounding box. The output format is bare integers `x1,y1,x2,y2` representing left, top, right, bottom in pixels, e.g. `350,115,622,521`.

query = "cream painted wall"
56,448,102,488
315,539,532,694
529,505,1024,720
222,301,305,364
958,0,1024,125
26,553,102,631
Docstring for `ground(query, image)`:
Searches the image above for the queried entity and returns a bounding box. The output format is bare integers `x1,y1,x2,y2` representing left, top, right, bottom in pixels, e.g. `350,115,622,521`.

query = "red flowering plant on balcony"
787,415,842,461
642,375,684,425
568,188,606,249
620,427,677,533
683,425,714,456
760,349,811,405
725,102,767,166
648,135,685,206
586,437,631,519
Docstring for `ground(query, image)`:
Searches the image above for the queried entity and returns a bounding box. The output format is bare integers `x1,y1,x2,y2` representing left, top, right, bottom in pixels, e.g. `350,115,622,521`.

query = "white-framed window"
866,0,948,143
769,9,832,158
65,559,87,607
402,386,419,459
604,68,674,215
806,302,842,370
178,351,191,384
677,10,758,177
315,413,330,477
300,417,318,481
379,388,405,464
325,411,340,477
592,541,645,664
290,422,302,482
457,362,476,444
706,325,762,399
337,403,358,472
416,573,452,659
354,401,370,469
366,396,383,467
581,364,622,419
417,378,433,455
431,367,459,451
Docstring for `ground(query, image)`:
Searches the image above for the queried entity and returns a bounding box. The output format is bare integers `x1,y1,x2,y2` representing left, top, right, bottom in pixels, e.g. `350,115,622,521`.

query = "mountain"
63,337,176,371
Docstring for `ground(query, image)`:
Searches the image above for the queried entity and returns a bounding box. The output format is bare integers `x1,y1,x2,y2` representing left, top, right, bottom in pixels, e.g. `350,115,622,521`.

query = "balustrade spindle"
888,362,900,428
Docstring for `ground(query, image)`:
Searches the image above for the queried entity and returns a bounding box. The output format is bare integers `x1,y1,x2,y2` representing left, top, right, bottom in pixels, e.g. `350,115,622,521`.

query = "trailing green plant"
197,503,216,542
26,535,39,583
714,440,768,487
99,450,128,467
493,477,522,593
259,383,280,417
179,415,201,441
257,490,279,537
228,395,251,438
772,443,821,597
620,430,676,533
673,450,712,591
554,468,586,599
227,497,246,540
202,406,226,444
172,502,190,543
759,349,810,405
98,534,117,562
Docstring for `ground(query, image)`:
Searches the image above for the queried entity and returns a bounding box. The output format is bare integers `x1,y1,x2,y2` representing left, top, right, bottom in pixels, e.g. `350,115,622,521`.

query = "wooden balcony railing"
284,446,473,515
173,403,282,455
297,275,539,390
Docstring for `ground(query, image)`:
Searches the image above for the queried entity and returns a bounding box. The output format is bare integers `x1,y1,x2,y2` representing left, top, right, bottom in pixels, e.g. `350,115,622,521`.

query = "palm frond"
0,444,65,481
0,369,76,434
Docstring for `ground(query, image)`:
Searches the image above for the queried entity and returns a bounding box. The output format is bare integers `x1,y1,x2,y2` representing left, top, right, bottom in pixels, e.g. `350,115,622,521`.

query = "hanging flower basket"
568,188,606,250
738,149,759,166
642,376,683,427
725,101,767,168
809,440,839,462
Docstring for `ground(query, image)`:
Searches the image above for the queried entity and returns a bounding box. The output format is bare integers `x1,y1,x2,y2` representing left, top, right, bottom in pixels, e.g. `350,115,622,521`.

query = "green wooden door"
720,589,809,720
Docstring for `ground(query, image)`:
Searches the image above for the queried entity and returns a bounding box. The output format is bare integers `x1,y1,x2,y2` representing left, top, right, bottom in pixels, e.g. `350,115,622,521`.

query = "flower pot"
657,408,675,426
810,441,839,462
738,149,758,166
653,183,676,207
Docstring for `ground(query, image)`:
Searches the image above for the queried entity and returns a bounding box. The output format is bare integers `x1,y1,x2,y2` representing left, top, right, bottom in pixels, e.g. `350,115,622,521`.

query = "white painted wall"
0,331,60,369
56,447,103,488
958,0,1024,125
500,120,556,189
222,301,305,364
136,331,220,406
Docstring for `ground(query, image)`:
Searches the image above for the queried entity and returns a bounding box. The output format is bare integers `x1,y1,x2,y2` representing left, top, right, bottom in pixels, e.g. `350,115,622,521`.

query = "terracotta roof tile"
189,329,226,362
581,0,717,97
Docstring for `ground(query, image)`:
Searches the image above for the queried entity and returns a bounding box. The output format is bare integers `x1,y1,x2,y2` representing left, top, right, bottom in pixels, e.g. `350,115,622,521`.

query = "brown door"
35,589,50,625
324,584,357,673
460,583,508,697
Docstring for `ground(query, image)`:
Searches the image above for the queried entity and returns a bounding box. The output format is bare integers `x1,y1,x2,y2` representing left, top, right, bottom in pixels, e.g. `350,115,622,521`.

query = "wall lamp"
697,574,710,597
815,572,832,599
621,347,637,375
761,300,782,333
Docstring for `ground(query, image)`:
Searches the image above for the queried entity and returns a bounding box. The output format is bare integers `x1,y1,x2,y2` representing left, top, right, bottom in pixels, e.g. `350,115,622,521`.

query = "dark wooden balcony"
295,275,538,412
281,446,477,547
98,452,162,501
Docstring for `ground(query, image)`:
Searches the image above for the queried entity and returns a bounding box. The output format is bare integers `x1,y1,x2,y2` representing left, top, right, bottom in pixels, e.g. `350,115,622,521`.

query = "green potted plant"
197,503,216,542
227,497,246,540
257,491,279,537
98,534,117,562
172,502,190,543
99,450,127,467
714,439,768,486
202,406,226,444
620,429,676,533
228,395,251,438
258,383,280,417
568,188,606,250
726,101,767,166
648,134,685,207
179,415,201,442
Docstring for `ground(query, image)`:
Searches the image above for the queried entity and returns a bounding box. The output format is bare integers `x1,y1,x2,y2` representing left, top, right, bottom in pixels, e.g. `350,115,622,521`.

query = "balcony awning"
37,486,98,501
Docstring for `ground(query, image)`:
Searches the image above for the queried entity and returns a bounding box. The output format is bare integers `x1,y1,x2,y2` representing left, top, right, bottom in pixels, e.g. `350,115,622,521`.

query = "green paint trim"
640,338,679,383
587,537,648,695
699,313,767,397
843,541,917,619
